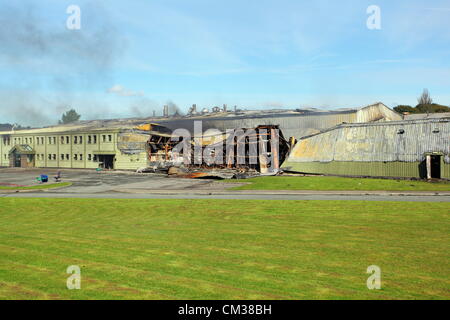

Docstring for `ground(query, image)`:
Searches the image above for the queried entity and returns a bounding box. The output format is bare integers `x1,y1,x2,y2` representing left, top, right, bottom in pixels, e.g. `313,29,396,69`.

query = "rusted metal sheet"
117,124,173,155
117,132,151,154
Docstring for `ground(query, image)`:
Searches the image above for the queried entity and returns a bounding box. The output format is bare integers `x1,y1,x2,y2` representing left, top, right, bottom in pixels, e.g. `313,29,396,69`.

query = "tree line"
394,89,450,114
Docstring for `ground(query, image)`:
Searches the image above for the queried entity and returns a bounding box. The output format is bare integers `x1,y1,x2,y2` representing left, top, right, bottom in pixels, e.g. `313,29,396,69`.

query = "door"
98,155,115,169
430,155,441,179
14,152,21,167
426,155,441,179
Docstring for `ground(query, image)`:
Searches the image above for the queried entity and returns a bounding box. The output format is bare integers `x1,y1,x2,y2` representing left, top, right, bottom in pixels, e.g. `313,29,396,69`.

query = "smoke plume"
0,1,126,126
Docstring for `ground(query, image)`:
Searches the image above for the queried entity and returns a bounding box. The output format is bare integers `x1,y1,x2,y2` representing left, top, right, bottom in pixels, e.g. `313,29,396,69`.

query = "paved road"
2,192,450,202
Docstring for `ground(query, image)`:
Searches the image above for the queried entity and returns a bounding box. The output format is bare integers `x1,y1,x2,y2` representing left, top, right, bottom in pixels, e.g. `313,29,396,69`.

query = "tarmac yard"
0,168,237,194
1,168,450,202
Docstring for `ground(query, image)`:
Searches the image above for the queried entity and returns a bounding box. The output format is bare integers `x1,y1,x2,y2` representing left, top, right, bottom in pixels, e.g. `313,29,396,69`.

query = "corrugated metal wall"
283,119,450,179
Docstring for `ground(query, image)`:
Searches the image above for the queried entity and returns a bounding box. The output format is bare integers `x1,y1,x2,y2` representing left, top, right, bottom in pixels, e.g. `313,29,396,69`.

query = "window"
53,137,56,144
102,135,106,142
88,135,92,144
29,137,33,143
74,136,78,144
93,135,97,144
74,154,78,160
93,155,98,162
88,154,92,161
61,154,64,160
48,154,52,160
108,135,112,142
79,136,83,144
61,136,65,144
66,154,70,160
66,136,70,144
25,138,28,144
52,154,56,160
80,154,83,161
41,137,44,145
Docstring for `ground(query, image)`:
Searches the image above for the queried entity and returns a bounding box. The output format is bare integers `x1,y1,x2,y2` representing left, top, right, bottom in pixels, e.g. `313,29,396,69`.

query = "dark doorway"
98,155,115,169
430,155,441,179
13,152,21,167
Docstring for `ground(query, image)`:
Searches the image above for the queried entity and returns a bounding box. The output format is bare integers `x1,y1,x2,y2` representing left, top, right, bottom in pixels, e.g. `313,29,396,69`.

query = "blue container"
40,175,48,183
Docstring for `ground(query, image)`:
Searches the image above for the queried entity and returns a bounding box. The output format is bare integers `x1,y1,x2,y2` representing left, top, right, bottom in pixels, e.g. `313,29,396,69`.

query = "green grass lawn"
226,176,450,191
0,198,448,300
0,182,72,191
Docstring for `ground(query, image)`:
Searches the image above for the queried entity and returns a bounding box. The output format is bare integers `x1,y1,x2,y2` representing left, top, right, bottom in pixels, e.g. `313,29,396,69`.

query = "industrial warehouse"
0,102,449,180
282,118,450,180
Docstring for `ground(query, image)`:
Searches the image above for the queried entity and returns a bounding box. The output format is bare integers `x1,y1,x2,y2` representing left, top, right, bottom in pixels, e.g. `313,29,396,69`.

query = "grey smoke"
0,2,126,126
129,98,161,118
166,100,184,116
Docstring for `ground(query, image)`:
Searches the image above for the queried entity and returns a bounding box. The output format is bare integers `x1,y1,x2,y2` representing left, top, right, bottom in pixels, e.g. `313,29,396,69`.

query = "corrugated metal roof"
403,113,450,120
159,102,402,139
0,120,172,135
0,102,401,139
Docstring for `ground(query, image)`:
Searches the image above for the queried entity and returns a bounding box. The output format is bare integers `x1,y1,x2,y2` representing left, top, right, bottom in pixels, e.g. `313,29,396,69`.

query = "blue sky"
1,0,450,125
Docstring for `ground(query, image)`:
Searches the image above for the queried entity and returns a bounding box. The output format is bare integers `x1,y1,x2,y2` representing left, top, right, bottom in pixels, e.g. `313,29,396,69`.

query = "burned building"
282,118,450,180
145,125,291,176
3,101,448,180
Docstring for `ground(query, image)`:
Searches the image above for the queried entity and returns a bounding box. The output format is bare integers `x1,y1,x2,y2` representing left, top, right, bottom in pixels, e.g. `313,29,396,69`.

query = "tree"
416,103,450,114
59,109,81,124
394,105,415,114
418,89,432,105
